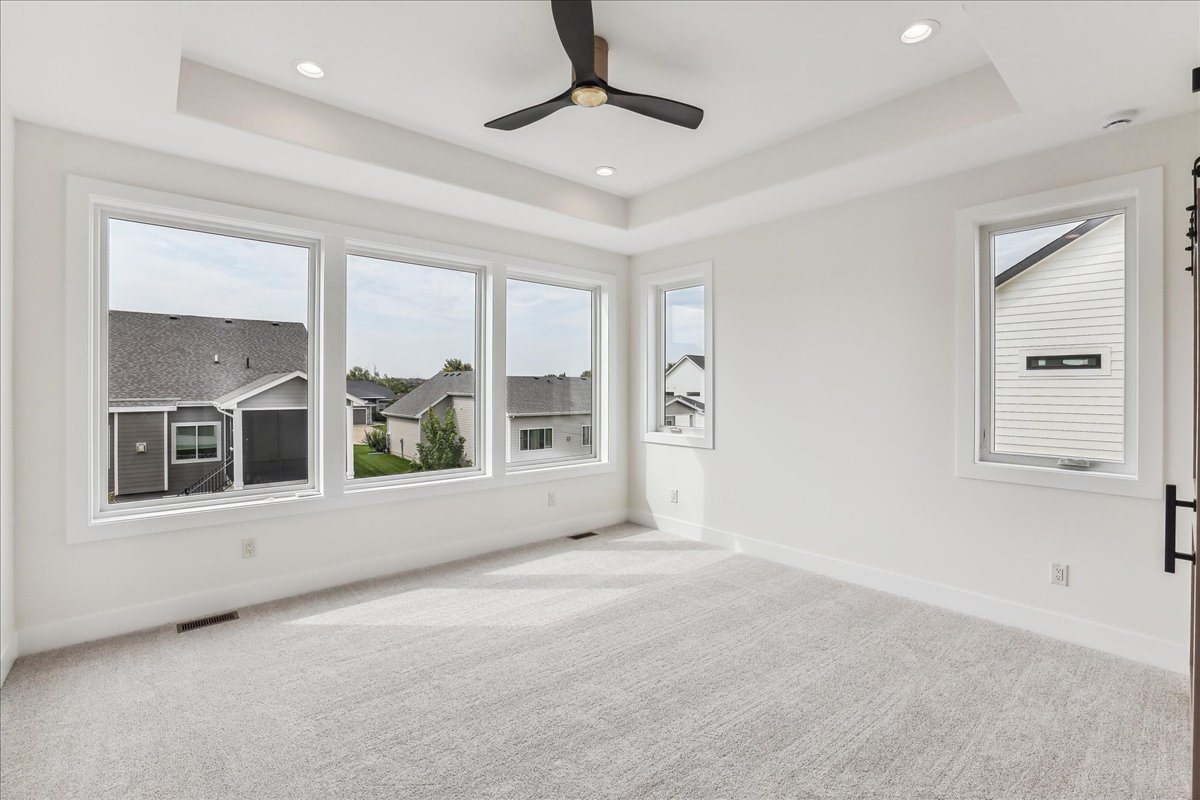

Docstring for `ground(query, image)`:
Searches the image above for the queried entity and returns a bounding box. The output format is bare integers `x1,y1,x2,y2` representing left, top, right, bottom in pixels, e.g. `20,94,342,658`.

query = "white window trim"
169,421,223,465
642,262,714,449
65,177,618,543
519,427,554,451
504,268,606,472
581,424,592,447
954,168,1163,499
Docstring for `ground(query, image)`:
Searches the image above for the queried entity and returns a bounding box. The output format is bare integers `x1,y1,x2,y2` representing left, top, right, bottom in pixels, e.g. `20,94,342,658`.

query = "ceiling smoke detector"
1101,110,1136,130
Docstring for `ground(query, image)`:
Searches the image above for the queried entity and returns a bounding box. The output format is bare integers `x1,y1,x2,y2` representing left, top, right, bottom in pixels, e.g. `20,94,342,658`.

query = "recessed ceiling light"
295,60,325,79
900,19,939,44
594,166,616,177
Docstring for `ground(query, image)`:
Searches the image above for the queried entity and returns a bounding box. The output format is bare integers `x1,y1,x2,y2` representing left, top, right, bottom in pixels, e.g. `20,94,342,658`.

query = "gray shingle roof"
382,373,592,419
681,354,705,369
108,311,308,403
346,380,397,401
666,395,705,413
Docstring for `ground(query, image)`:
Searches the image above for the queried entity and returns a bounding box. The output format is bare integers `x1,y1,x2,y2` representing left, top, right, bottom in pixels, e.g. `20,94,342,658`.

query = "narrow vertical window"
643,263,713,449
506,278,596,467
104,217,313,505
345,254,480,480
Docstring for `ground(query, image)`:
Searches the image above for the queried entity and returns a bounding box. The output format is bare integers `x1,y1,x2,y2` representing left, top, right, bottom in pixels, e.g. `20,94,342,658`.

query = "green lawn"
353,445,418,478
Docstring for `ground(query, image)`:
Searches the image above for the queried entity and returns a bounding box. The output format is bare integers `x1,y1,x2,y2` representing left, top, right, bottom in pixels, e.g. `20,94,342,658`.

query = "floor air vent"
568,532,598,540
176,610,240,633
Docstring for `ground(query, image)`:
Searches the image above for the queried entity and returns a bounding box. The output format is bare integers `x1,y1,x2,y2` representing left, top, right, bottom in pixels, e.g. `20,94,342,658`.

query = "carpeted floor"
0,523,1189,799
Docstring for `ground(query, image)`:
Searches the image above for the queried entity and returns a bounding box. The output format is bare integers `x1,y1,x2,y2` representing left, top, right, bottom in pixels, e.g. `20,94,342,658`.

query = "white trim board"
0,634,16,686
16,509,627,658
629,510,1186,674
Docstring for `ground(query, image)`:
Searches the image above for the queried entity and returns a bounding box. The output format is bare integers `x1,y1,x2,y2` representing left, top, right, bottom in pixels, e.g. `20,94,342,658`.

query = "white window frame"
65,177,618,543
170,421,223,465
504,270,605,472
954,169,1163,498
581,424,592,447
519,427,554,451
642,262,713,449
343,244,486,487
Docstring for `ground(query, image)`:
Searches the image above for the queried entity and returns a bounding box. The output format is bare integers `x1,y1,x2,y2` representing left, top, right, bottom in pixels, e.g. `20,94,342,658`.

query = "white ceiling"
180,0,992,197
2,1,1197,255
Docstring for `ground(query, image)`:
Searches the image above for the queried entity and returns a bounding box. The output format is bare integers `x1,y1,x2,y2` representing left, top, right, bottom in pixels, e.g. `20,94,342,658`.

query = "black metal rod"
1165,484,1198,573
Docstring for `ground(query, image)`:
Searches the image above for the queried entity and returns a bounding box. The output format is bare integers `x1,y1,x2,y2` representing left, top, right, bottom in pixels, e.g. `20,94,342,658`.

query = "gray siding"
111,411,166,495
450,396,476,466
385,396,475,467
166,406,228,493
508,413,593,464
237,376,307,409
387,416,420,461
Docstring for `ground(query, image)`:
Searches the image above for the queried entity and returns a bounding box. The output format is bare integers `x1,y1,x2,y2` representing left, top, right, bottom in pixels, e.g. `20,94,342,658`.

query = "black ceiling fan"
485,0,704,131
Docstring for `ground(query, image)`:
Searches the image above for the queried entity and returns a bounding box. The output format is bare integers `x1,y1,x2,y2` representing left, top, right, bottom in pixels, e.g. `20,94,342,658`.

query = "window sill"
642,431,713,449
957,458,1160,500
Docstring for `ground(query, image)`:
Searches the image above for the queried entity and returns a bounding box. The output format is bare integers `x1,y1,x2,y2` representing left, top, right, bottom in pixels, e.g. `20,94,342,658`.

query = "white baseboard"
0,633,16,686
16,510,626,658
629,510,1188,674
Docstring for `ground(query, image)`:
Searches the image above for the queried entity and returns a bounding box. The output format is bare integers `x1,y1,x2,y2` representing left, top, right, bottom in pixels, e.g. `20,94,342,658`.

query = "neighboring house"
992,213,1124,463
381,372,593,465
346,380,398,423
664,353,706,428
108,311,338,499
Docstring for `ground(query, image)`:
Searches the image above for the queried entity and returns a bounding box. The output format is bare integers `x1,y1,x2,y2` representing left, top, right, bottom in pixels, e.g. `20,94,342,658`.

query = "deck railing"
177,458,234,497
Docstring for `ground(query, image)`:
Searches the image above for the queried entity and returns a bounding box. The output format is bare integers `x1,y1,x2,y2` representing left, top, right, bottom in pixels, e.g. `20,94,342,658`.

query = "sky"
108,219,593,379
665,285,705,364
992,220,1084,276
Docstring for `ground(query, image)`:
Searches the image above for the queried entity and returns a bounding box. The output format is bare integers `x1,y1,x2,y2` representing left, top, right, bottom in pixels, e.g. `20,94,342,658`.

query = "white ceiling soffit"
3,1,1198,255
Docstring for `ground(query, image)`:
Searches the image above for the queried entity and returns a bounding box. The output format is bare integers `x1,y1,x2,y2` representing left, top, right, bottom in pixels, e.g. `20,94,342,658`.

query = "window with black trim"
519,428,553,451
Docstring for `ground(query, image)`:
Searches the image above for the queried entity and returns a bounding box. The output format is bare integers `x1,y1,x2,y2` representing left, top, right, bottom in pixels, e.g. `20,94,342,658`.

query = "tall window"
956,169,1163,498
643,263,713,449
506,278,596,466
345,253,480,480
986,213,1126,466
104,216,313,505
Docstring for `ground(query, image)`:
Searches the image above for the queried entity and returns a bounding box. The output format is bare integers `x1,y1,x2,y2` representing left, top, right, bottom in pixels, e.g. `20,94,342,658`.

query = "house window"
172,423,221,463
955,169,1163,498
101,212,316,510
643,262,713,449
506,277,598,467
519,428,553,451
345,252,481,482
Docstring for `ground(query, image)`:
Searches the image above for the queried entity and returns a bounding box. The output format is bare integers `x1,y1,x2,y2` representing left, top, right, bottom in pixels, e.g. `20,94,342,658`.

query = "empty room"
1,1,1198,797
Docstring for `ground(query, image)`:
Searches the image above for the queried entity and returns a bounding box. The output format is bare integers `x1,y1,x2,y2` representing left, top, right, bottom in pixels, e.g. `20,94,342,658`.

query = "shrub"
362,426,389,454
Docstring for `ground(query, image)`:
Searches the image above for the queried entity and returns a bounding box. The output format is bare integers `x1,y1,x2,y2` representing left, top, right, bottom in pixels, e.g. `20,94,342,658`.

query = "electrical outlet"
670,489,679,503
547,491,556,507
242,538,257,559
1050,562,1068,587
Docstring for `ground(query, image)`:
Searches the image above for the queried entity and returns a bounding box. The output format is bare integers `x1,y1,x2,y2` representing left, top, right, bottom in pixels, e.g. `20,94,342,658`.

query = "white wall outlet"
242,538,257,559
670,489,679,503
547,491,556,507
1050,562,1068,587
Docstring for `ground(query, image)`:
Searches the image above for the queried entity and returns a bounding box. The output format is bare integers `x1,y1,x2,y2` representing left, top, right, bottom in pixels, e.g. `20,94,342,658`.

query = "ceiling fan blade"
484,90,573,130
605,86,704,129
551,0,596,82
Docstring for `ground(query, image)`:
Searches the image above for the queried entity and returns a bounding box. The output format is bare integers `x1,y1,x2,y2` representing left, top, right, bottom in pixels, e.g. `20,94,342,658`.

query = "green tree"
347,365,376,382
415,408,466,470
442,358,473,372
580,369,592,378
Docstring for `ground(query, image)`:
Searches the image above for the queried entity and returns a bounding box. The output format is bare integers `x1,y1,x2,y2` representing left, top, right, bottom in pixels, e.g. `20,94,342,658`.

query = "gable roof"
994,214,1117,287
666,395,705,413
108,311,308,403
346,380,397,402
381,372,592,419
665,354,705,378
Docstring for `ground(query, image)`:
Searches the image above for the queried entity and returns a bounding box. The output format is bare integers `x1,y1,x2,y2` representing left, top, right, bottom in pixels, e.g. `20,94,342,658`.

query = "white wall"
0,98,16,683
11,123,628,654
630,112,1198,671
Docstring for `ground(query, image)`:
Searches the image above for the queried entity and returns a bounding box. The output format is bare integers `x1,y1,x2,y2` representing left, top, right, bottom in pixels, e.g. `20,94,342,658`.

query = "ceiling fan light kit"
485,0,704,131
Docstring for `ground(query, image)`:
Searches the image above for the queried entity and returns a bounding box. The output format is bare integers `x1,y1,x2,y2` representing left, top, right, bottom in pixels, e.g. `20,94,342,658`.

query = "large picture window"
344,253,481,481
506,277,597,467
955,169,1163,498
103,215,315,506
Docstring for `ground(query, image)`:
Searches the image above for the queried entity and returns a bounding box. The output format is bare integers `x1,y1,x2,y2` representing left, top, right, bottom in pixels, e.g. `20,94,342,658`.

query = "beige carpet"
0,523,1189,799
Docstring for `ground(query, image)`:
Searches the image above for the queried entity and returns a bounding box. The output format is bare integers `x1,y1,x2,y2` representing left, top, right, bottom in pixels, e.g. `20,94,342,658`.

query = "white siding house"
992,214,1124,462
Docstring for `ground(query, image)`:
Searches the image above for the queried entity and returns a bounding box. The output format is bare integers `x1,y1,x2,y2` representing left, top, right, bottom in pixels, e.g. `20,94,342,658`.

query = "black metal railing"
177,458,234,497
